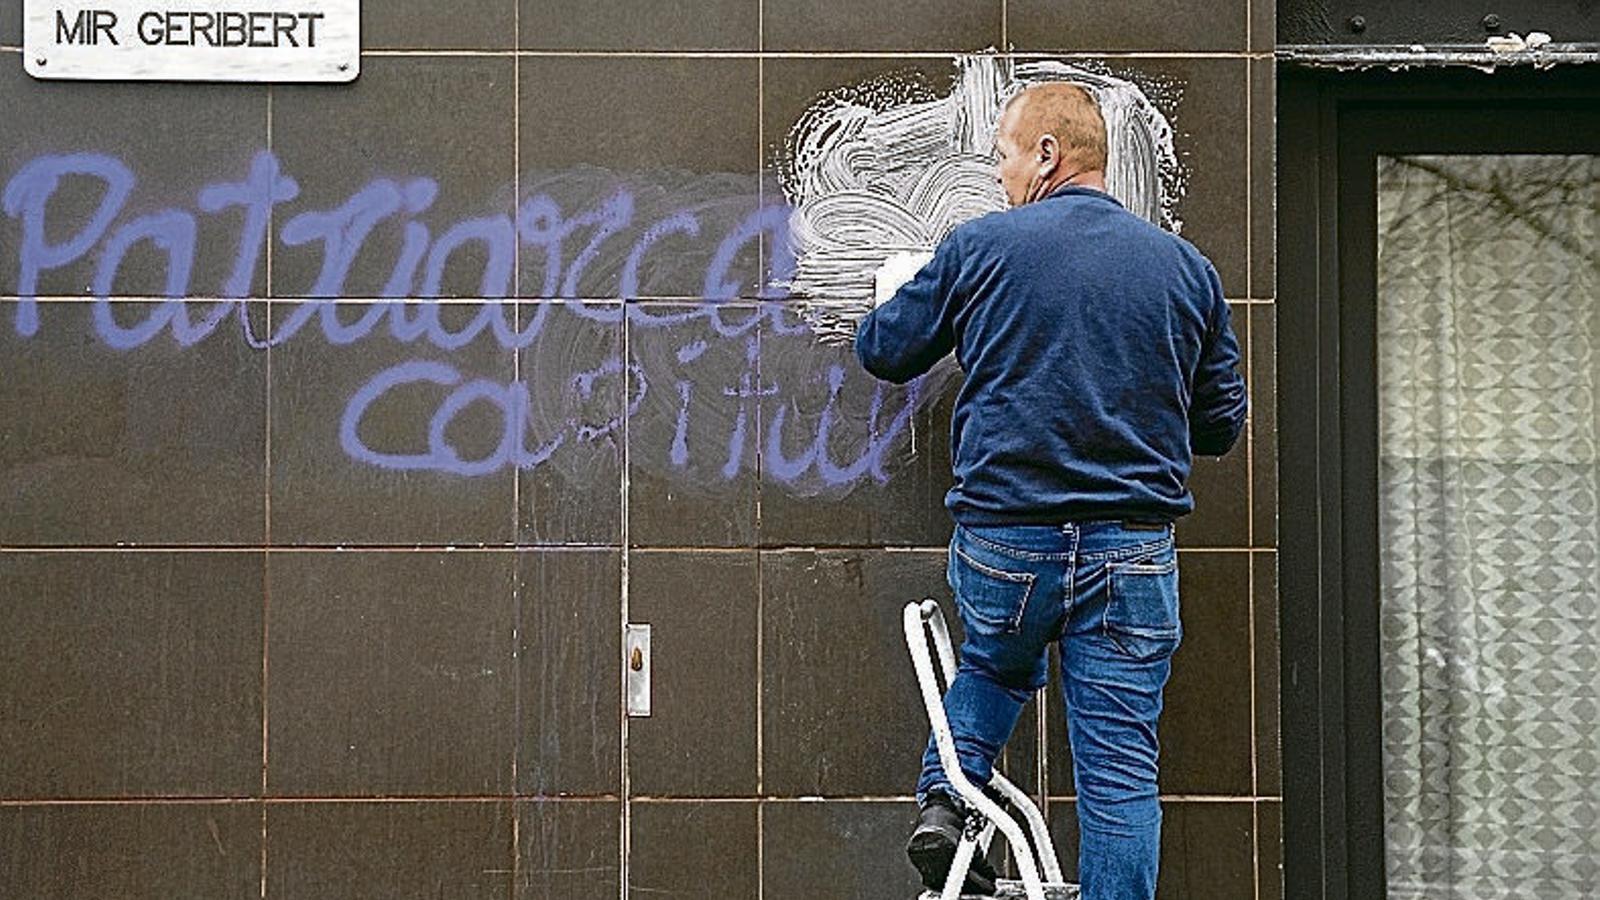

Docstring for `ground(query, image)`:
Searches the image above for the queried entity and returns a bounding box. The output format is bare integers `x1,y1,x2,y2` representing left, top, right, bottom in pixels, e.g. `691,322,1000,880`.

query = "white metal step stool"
904,598,1081,900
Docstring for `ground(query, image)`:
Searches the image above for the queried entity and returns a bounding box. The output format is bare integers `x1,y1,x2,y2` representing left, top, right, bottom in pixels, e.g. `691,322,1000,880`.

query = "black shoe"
906,791,998,896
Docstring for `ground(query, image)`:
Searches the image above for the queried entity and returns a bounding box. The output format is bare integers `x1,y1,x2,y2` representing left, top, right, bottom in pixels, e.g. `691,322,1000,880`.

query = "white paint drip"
777,54,1185,344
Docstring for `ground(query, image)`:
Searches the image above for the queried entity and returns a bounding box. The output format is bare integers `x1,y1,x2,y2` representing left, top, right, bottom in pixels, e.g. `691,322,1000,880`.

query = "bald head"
992,82,1109,206
1002,82,1108,173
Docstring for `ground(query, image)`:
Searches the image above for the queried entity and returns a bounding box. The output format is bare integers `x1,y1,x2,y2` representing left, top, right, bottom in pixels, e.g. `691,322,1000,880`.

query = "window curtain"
1377,154,1600,899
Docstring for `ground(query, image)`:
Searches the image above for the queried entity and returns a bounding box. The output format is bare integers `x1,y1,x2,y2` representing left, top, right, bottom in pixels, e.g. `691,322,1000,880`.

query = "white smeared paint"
777,54,1185,344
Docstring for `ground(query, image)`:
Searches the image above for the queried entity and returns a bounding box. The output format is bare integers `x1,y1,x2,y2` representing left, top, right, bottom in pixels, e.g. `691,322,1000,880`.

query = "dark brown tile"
0,300,267,545
517,799,620,900
520,57,757,177
516,549,622,796
1257,800,1283,900
1048,551,1253,797
0,67,267,298
1141,57,1250,298
1250,60,1276,298
0,552,263,798
2,5,18,44
1254,551,1280,796
1182,452,1250,548
630,802,758,898
1160,801,1256,898
756,312,957,547
1162,552,1254,796
762,801,926,900
1179,302,1250,549
267,300,518,545
265,552,516,796
517,59,762,299
1251,0,1277,53
1048,799,1256,898
764,0,999,51
516,302,623,545
626,304,761,547
0,802,260,899
1009,0,1247,52
520,0,757,50
629,552,758,796
761,551,946,796
266,801,513,899
271,57,515,299
1251,303,1277,547
1044,799,1082,882
366,0,515,49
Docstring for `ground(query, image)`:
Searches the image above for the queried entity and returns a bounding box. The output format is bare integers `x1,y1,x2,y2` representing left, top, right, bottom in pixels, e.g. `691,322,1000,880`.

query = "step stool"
904,599,1081,900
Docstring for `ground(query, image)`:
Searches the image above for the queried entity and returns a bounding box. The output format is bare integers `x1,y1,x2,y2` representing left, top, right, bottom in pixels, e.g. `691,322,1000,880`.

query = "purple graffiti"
3,151,934,492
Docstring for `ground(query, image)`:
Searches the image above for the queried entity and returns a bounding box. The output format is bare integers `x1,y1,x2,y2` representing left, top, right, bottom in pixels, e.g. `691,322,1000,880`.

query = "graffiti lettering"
3,151,934,493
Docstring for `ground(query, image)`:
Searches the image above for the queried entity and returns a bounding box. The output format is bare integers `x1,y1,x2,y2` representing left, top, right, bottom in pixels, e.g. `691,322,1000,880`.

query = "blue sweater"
855,185,1247,526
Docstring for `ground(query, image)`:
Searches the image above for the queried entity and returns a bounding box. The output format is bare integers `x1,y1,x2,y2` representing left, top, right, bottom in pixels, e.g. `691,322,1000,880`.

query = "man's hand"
874,250,936,307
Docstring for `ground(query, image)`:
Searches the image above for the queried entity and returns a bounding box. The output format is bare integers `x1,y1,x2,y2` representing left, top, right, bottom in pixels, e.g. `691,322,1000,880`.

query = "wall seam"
510,6,523,896
260,82,274,900
619,300,633,900
354,48,1264,59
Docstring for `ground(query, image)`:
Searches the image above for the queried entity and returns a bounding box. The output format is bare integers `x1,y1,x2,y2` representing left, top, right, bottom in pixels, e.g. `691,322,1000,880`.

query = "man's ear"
1037,134,1061,176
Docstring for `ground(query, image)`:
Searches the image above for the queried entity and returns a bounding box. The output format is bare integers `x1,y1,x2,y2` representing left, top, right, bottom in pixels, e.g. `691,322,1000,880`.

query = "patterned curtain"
1377,154,1600,899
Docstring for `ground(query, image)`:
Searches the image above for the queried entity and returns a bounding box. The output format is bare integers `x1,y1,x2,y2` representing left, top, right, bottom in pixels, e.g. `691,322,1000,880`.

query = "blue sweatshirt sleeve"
854,231,965,384
1189,264,1248,456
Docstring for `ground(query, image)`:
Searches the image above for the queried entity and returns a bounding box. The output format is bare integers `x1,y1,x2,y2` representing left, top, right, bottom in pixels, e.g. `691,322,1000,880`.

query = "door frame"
1276,64,1600,900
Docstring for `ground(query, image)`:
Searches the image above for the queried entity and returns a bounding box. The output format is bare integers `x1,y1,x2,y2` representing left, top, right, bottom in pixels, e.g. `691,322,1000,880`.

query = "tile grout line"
1243,52,1258,776
0,544,1268,554
510,9,522,897
1244,62,1254,551
1243,57,1263,900
0,294,1280,306
260,83,274,900
619,302,633,900
755,13,767,892
264,83,275,553
510,4,523,552
0,792,1281,805
1249,543,1261,899
355,48,1273,59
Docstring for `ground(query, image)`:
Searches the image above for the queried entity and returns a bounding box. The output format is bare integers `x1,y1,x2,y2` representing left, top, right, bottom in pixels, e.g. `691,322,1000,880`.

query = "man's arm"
1189,264,1248,456
854,232,965,384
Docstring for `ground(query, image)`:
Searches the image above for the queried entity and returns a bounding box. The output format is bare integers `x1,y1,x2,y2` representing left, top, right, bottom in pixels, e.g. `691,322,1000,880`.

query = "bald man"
855,83,1247,898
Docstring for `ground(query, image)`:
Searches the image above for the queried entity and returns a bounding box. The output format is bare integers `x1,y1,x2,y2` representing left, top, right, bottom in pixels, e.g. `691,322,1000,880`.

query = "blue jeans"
916,521,1182,900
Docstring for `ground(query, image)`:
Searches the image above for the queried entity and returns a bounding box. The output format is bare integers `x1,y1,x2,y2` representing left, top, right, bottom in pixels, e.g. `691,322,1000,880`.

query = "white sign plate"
24,1,359,82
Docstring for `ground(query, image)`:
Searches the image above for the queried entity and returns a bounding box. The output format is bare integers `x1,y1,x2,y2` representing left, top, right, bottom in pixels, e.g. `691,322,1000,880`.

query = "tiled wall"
0,1,1279,897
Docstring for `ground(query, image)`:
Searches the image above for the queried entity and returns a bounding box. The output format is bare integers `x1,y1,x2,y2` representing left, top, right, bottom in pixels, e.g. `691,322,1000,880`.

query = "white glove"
873,250,935,308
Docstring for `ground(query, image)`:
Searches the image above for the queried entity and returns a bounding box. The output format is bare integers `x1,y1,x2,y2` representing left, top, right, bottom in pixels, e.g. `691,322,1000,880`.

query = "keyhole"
630,647,644,671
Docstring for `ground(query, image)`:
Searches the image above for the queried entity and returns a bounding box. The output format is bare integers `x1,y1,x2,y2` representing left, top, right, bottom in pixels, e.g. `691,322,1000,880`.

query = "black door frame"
1277,64,1600,900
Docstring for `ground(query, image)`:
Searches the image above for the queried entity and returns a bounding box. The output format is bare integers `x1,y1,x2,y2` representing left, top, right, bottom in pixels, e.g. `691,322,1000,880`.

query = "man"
854,83,1247,899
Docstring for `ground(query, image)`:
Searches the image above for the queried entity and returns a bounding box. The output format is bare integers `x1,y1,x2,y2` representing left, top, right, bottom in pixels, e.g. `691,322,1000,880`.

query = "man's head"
992,82,1108,207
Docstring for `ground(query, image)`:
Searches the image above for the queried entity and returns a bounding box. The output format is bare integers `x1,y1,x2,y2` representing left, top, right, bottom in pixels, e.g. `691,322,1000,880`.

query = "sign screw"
338,63,350,72
1347,15,1367,33
35,57,46,67
1482,13,1502,32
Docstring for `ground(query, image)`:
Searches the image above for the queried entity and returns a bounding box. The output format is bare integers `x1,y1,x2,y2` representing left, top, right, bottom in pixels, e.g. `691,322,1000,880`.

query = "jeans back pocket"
950,544,1037,635
1103,551,1181,661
